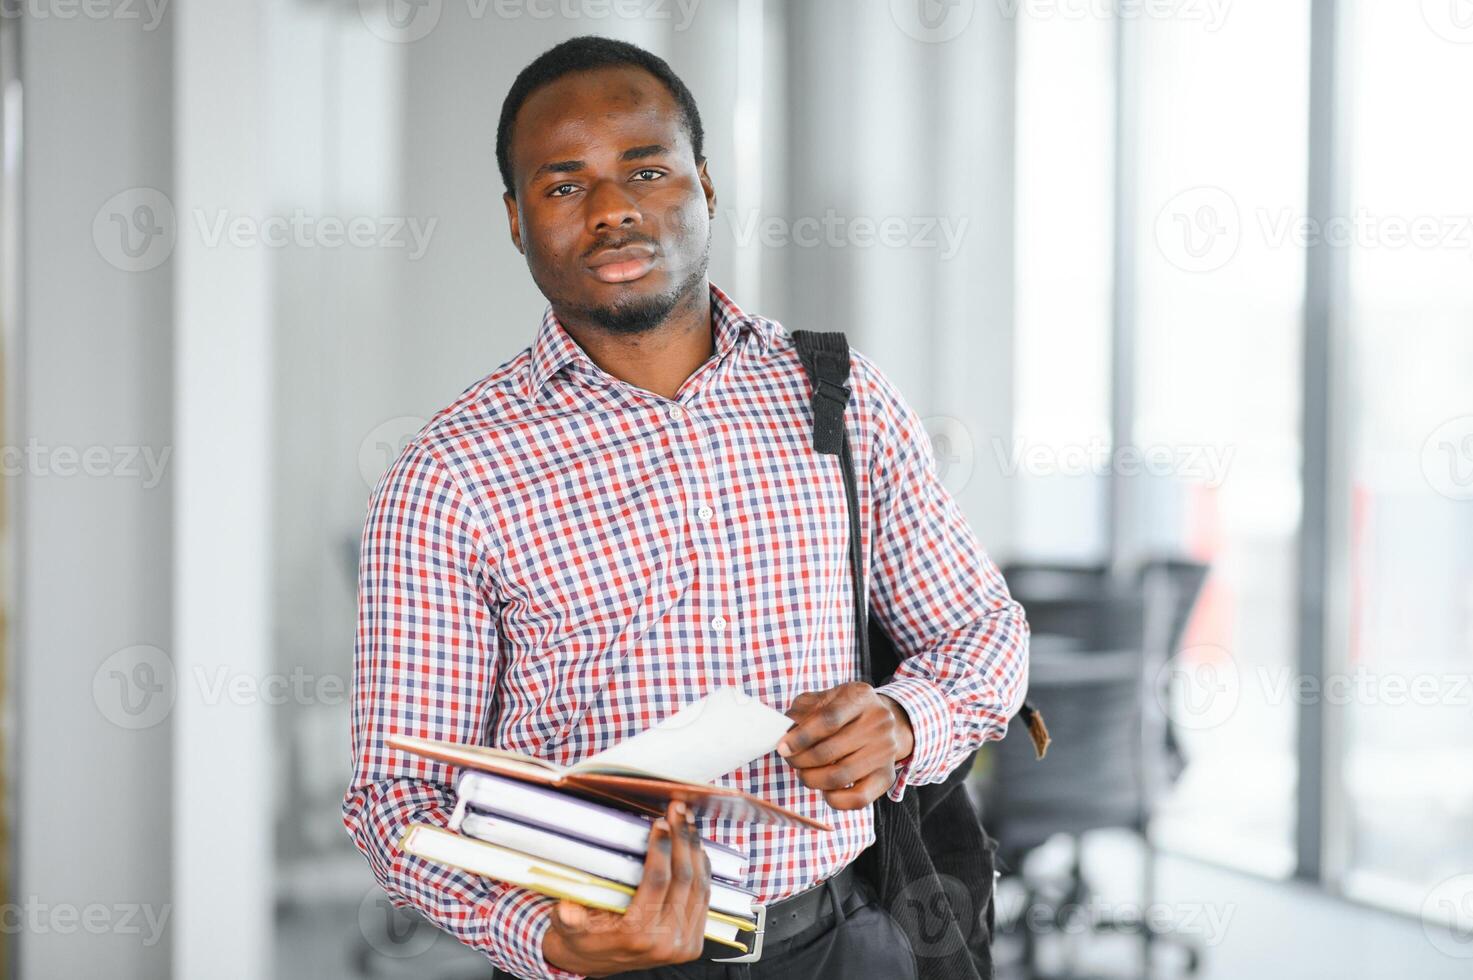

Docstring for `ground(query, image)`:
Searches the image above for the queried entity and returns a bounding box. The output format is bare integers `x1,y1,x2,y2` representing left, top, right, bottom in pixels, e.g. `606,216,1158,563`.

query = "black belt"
709,863,863,964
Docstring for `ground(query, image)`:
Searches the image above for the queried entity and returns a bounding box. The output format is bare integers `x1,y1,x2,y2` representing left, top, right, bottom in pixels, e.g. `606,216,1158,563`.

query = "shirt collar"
523,281,775,403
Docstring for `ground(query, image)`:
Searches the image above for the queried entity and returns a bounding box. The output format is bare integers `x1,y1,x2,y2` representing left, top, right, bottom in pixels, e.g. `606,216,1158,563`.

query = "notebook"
453,772,749,883
400,824,756,952
459,810,757,917
391,687,830,831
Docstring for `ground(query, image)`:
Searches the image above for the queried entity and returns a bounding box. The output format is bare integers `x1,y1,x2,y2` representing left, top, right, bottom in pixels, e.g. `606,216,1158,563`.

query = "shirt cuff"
876,676,953,802
482,887,586,980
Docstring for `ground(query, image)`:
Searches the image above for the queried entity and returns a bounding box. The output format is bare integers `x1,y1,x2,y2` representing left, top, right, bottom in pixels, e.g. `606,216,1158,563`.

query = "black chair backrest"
981,557,1211,867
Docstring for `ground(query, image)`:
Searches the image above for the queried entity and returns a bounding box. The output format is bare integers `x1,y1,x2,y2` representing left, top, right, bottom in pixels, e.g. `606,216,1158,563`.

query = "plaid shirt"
343,281,1029,980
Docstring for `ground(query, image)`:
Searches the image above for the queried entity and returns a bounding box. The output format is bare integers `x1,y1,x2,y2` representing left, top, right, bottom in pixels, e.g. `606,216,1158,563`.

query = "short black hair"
496,35,706,198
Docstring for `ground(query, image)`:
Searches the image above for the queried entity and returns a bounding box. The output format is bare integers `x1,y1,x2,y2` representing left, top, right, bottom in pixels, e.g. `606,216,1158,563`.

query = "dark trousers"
496,873,917,980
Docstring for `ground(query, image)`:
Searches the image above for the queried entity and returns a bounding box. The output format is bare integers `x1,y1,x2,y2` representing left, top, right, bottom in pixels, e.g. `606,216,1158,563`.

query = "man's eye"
631,169,664,181
549,183,579,197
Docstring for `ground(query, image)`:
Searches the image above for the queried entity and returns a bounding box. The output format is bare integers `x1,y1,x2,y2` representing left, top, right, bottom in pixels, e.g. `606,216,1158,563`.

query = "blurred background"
3,0,1472,977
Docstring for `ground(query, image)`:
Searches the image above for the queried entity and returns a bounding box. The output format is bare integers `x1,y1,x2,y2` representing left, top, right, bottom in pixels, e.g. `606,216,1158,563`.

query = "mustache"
584,233,660,259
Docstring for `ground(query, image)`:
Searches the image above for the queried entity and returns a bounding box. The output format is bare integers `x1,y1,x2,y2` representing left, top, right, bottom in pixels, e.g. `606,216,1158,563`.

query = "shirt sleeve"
342,440,584,980
852,355,1031,803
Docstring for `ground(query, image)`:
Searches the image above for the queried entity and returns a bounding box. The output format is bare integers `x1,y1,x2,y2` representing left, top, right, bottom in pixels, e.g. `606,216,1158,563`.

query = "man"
343,35,1028,980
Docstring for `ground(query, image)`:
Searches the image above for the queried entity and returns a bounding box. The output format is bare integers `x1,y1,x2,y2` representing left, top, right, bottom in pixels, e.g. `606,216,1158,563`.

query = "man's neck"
557,283,713,402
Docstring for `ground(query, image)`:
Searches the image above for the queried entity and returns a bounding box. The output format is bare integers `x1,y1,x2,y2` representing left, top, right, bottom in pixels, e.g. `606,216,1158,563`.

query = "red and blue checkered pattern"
343,281,1029,980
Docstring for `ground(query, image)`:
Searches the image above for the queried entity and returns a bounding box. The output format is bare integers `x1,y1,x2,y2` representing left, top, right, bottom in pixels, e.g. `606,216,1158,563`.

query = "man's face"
503,66,716,335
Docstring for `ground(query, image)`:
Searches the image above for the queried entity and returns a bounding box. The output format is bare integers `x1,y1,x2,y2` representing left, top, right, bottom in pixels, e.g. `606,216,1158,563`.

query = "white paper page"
573,687,795,784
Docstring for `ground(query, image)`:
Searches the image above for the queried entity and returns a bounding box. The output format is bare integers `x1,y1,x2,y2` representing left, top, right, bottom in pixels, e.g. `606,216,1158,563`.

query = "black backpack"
792,330,1048,980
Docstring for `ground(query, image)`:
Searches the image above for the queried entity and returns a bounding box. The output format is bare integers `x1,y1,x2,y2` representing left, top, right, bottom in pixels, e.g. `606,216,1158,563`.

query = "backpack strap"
791,330,872,685
791,330,1050,760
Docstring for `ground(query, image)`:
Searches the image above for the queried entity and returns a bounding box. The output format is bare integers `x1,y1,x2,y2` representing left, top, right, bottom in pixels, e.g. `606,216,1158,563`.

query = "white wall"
774,0,1017,554
171,1,274,976
16,10,175,979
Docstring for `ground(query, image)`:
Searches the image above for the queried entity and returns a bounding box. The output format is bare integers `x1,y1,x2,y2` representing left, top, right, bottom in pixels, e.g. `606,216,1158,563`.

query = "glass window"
1334,0,1473,917
1011,10,1115,562
1130,1,1311,876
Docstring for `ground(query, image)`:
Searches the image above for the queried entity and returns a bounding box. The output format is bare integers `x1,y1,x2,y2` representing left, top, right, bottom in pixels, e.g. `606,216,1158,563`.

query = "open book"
390,687,831,831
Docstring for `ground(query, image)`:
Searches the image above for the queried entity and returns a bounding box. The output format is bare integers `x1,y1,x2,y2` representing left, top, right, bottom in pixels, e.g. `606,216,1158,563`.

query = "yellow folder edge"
398,824,753,952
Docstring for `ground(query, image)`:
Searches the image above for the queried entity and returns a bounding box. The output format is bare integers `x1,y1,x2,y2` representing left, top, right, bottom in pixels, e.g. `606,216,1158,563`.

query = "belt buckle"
711,903,765,964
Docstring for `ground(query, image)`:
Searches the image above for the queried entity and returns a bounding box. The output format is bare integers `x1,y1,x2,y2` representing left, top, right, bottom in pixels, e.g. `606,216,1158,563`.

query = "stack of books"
392,688,833,955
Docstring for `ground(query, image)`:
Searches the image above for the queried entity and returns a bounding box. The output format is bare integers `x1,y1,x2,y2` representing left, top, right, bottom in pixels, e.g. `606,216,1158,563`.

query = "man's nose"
585,179,643,235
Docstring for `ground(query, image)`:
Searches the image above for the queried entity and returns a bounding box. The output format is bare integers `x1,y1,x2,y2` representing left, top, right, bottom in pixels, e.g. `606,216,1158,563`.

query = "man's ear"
503,191,525,254
697,159,716,220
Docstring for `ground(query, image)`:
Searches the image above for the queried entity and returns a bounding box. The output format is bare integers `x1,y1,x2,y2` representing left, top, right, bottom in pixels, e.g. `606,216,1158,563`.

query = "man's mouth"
586,243,658,283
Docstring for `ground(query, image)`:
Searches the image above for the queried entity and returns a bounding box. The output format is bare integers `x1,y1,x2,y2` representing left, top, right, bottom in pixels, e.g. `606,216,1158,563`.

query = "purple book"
454,770,749,885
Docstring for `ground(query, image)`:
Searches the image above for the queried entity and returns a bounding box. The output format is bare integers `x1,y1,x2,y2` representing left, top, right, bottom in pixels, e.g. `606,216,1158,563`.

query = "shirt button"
668,405,686,422
710,616,727,632
697,505,714,520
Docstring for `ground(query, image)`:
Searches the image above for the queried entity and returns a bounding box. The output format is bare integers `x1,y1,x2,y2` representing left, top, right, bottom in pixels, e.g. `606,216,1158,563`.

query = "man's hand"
777,682,916,810
542,800,711,977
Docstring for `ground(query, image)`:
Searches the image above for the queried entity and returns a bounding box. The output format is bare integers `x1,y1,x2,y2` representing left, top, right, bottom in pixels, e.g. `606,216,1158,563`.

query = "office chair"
983,558,1208,979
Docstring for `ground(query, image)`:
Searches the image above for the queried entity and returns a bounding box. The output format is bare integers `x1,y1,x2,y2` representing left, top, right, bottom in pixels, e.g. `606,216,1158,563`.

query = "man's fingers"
823,767,894,810
793,742,891,792
779,684,866,760
784,690,824,719
689,818,712,957
546,803,714,969
554,900,587,932
667,807,707,958
792,705,894,768
632,815,674,910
